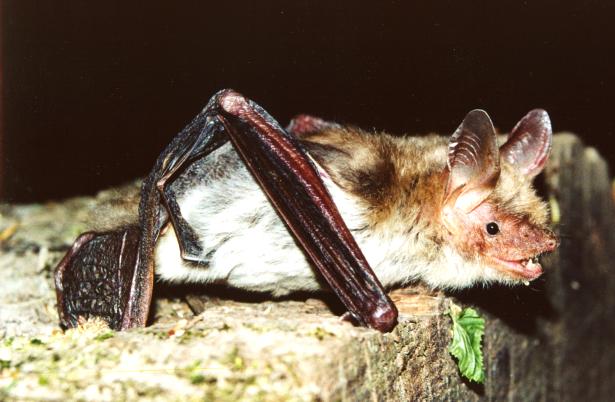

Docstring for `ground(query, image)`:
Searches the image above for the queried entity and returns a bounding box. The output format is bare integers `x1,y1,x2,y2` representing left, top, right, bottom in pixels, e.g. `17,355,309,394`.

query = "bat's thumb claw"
339,311,360,326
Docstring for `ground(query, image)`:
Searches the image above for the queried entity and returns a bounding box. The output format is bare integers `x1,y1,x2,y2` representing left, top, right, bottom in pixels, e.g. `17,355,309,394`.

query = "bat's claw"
339,311,359,325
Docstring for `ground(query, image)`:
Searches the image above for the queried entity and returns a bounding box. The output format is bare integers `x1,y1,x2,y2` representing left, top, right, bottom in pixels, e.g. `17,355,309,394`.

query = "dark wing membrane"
54,227,140,329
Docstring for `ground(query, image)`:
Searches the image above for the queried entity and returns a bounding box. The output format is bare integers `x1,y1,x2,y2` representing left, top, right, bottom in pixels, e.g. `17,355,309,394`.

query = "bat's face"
298,109,558,290
440,176,558,286
437,109,558,288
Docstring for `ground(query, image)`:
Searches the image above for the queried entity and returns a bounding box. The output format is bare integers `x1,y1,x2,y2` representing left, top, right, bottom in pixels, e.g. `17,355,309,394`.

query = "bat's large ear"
443,109,500,213
287,114,341,138
499,109,552,177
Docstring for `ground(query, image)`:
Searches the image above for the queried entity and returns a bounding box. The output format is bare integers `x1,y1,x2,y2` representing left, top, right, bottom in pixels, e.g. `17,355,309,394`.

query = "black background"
2,1,614,202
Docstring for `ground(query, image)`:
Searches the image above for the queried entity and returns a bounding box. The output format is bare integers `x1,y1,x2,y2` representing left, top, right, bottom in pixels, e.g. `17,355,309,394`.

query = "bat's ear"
499,109,552,177
287,115,341,138
443,109,500,213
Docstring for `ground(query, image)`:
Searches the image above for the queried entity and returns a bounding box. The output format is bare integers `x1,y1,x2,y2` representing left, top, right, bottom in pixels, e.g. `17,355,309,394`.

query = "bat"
54,89,558,333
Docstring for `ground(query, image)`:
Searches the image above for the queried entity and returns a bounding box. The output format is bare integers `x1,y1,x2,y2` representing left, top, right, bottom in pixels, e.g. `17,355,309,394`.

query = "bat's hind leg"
153,113,229,264
156,180,209,264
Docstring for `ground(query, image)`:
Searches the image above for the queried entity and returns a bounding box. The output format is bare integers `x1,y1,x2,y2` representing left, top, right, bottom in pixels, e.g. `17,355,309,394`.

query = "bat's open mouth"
488,256,543,281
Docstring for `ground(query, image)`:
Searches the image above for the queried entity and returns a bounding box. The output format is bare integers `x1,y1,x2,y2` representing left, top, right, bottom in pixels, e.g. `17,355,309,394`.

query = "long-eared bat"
54,89,558,333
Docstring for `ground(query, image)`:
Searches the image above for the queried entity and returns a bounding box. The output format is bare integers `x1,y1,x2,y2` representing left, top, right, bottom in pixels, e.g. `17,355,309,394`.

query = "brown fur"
302,129,448,222
301,121,556,286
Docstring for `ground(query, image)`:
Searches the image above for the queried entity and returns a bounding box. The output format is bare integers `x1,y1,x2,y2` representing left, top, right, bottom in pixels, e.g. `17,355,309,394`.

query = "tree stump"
1,133,613,401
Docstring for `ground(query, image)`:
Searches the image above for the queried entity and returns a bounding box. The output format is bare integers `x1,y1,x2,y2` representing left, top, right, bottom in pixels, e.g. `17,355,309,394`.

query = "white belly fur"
154,145,430,295
154,146,359,295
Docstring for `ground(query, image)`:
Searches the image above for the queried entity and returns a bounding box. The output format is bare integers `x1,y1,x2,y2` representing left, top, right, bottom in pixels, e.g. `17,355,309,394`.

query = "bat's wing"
54,227,140,329
54,96,227,330
217,91,397,331
55,89,398,332
54,98,226,330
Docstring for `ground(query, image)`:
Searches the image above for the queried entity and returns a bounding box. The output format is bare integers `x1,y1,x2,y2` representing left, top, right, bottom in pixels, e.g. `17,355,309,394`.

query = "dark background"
2,1,614,202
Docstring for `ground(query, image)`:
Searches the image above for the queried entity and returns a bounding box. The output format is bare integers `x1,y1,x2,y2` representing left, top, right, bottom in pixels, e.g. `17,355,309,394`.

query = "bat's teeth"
523,280,530,286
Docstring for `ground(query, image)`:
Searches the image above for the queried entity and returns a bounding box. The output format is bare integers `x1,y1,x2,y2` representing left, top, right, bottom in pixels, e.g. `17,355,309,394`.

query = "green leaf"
448,305,485,383
94,332,115,342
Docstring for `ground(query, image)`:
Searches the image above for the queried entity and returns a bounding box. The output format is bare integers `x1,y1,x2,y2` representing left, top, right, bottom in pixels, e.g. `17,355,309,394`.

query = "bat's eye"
486,222,499,235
